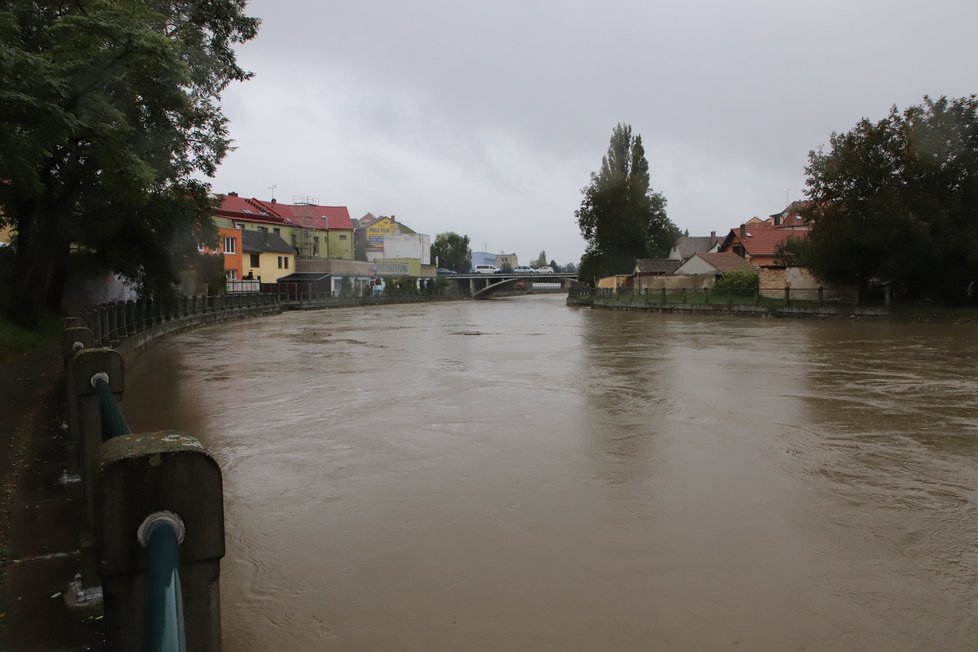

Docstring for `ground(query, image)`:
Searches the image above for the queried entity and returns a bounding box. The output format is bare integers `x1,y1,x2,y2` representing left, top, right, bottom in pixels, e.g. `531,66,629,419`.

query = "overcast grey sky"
211,0,977,265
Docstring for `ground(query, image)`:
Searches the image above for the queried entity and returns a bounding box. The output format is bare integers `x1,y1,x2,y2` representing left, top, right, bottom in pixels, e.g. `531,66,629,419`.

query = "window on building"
224,237,237,254
285,257,289,269
234,222,245,230
226,269,237,281
250,253,260,267
258,226,268,233
277,256,283,269
313,237,320,256
339,234,347,240
273,227,280,234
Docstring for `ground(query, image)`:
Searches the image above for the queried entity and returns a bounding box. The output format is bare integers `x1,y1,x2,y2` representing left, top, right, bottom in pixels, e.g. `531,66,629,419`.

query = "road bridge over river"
441,272,580,298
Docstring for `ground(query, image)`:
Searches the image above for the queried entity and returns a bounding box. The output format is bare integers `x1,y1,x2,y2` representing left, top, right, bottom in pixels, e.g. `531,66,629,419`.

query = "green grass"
0,312,63,360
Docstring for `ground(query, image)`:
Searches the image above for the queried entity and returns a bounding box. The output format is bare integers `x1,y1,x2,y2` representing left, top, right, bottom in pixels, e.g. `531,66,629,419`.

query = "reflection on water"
124,299,978,650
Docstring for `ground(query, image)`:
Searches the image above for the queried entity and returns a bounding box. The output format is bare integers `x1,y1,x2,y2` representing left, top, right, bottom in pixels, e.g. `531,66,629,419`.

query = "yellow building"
241,230,295,283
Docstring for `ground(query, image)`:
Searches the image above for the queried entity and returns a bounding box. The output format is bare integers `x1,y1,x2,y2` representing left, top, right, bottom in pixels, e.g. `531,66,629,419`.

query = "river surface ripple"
124,295,978,650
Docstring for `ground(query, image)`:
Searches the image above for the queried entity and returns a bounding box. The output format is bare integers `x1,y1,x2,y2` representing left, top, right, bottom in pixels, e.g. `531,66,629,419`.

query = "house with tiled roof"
633,259,682,276
668,232,721,261
240,229,295,282
674,252,757,276
719,224,807,267
213,193,354,261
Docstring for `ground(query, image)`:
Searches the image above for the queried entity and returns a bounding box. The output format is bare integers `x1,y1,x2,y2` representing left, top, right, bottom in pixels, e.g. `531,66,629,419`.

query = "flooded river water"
124,295,978,650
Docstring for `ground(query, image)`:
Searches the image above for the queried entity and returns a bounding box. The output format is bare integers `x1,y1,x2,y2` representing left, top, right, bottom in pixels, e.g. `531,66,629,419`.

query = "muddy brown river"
124,295,978,650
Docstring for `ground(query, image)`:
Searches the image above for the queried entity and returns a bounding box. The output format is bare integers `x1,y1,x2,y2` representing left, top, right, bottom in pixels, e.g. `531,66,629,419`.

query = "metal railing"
83,293,275,347
63,321,223,651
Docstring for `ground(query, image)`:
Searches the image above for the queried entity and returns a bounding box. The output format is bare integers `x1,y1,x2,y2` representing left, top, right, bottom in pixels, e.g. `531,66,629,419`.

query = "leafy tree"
548,259,560,272
563,262,577,274
800,95,978,302
532,250,547,268
430,232,471,272
0,0,259,326
576,123,678,285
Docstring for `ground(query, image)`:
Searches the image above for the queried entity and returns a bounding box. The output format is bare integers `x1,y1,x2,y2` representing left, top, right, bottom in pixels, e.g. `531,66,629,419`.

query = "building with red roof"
719,202,810,268
212,193,354,262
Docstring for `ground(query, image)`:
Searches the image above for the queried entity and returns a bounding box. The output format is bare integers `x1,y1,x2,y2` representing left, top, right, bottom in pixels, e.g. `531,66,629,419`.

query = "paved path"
0,345,103,651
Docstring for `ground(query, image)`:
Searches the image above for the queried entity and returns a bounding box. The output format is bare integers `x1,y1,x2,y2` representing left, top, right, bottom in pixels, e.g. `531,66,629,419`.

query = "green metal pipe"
93,377,131,440
143,519,186,652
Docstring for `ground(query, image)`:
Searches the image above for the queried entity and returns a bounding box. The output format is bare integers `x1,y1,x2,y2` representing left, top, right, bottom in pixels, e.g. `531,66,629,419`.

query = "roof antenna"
268,184,277,201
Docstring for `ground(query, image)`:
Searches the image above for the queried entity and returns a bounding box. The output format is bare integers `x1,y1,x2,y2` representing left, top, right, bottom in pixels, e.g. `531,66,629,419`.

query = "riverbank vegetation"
0,1,259,328
784,95,978,304
576,123,680,284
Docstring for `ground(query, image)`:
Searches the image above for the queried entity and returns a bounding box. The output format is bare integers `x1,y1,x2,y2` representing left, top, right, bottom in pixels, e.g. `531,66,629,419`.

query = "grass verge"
0,312,63,361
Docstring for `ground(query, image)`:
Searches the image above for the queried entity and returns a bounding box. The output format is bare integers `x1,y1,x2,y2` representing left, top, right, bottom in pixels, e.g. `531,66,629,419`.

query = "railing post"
817,286,824,306
784,286,791,307
114,302,125,343
96,431,225,652
61,327,95,478
72,347,125,601
704,287,710,304
99,304,110,345
754,289,760,306
125,300,136,337
681,287,687,304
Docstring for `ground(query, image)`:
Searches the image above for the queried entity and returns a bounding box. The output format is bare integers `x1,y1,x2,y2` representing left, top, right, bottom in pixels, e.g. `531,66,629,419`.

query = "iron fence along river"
123,294,978,651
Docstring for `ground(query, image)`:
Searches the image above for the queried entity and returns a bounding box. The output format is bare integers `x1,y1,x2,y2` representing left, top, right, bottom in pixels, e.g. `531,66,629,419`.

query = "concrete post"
784,286,791,307
125,300,136,338
113,302,125,343
682,287,687,304
100,304,110,345
96,432,225,652
72,347,125,596
62,327,95,485
704,287,710,304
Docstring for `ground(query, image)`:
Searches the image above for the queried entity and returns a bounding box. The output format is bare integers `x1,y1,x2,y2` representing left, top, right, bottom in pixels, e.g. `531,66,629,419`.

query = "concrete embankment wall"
590,296,889,319
115,304,282,367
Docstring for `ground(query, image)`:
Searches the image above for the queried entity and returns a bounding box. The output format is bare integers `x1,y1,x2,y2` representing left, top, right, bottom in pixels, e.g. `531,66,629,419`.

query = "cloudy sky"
211,0,976,266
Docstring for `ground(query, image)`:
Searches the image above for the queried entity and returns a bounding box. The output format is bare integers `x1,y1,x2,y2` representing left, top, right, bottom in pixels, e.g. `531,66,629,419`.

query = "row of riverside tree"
0,1,260,327
575,123,680,284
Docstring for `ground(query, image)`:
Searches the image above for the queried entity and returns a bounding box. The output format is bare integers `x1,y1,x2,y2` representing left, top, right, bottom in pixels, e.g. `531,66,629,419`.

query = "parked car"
512,265,536,274
535,266,554,274
436,268,457,274
473,264,500,274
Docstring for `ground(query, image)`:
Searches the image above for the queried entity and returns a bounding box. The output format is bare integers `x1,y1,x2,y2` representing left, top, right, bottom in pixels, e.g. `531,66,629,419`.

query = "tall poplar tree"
0,0,259,326
575,123,677,284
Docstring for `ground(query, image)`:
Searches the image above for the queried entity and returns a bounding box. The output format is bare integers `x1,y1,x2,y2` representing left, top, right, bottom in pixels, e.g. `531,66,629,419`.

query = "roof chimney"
229,191,238,197
710,231,716,239
270,198,276,204
740,224,747,238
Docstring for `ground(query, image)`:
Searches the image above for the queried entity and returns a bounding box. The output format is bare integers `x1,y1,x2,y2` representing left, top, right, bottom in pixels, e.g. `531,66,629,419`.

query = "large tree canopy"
430,232,471,272
0,0,259,325
575,123,677,284
796,95,978,302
